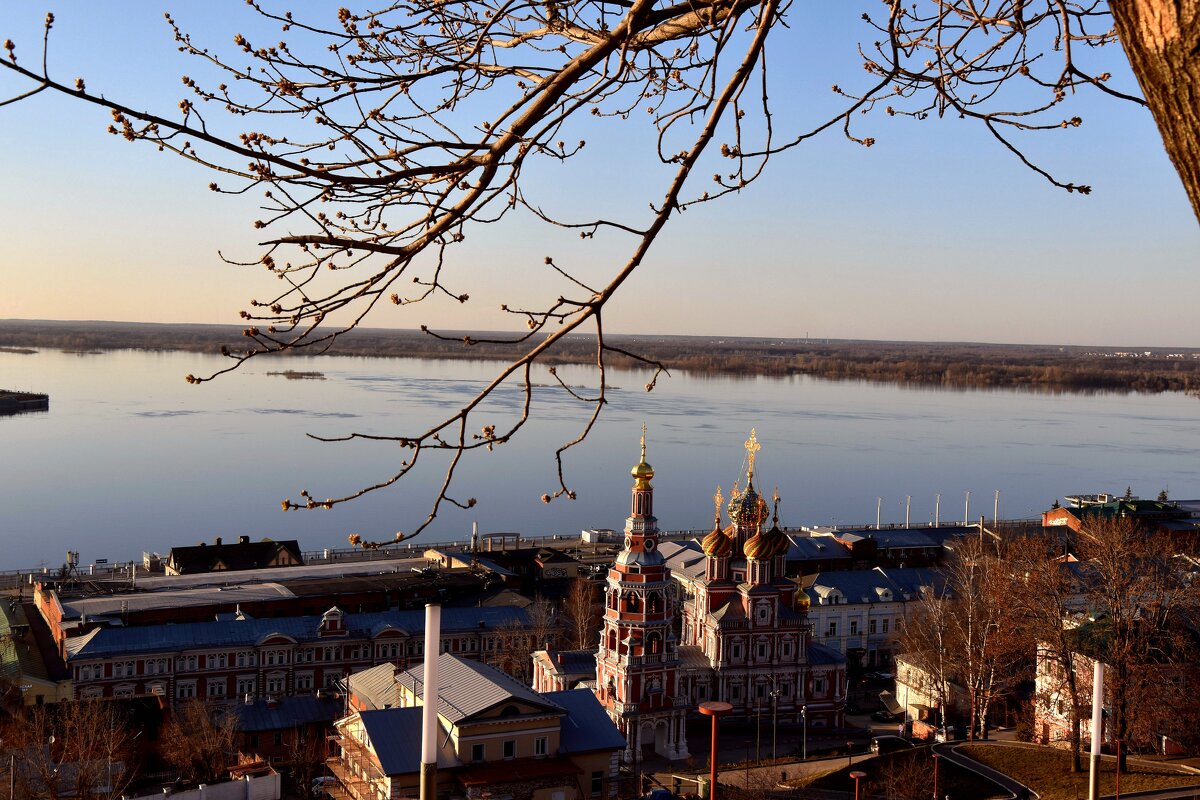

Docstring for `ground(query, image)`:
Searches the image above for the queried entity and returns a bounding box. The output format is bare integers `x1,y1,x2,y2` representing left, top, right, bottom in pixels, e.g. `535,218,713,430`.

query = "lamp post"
755,697,762,765
699,701,733,800
850,770,867,800
801,705,807,761
932,752,940,800
769,689,780,763
847,741,854,770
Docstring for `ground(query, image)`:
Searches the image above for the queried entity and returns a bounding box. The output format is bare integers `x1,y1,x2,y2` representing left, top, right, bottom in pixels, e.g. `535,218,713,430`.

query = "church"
533,429,846,761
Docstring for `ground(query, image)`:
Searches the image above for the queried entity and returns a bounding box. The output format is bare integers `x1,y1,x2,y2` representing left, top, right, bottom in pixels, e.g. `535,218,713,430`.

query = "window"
471,744,485,763
882,619,890,634
273,733,283,747
266,675,285,695
114,684,135,699
826,621,837,637
296,673,314,691
591,771,604,797
731,644,742,660
207,679,227,698
238,677,256,697
177,682,197,700
756,642,767,660
503,740,516,760
535,737,548,757
813,676,825,695
781,641,793,658
849,620,858,635
869,619,877,635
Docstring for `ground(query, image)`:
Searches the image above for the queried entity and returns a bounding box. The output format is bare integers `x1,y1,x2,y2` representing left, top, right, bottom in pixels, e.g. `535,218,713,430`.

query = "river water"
2,348,1198,571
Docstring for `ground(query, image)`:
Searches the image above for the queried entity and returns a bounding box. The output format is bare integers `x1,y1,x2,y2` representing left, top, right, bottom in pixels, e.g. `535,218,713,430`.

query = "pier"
0,390,49,415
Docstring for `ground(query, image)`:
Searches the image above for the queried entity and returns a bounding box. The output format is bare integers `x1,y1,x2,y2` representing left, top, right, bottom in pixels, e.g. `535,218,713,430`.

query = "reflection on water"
1,348,1199,570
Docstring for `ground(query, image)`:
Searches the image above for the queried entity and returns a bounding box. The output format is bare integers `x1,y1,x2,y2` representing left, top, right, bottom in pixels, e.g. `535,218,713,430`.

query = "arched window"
647,633,661,654
647,592,660,613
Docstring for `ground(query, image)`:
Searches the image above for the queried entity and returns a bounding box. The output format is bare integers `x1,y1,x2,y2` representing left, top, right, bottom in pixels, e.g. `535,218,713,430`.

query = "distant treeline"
3,319,1200,396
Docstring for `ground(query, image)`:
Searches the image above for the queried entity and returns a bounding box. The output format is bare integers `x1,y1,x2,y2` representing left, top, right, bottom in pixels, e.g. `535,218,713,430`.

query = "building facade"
534,429,848,756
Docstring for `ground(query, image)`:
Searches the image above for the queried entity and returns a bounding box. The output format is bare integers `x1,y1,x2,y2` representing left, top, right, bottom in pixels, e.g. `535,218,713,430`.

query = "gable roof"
348,662,400,710
542,690,626,753
397,653,563,724
233,694,343,732
168,540,304,574
358,708,460,774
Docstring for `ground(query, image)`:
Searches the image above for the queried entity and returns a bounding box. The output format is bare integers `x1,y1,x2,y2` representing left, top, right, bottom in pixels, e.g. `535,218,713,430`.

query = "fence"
126,773,280,800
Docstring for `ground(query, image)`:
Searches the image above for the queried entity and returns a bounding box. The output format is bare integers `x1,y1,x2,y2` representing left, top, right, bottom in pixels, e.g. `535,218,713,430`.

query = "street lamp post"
755,698,761,765
801,706,807,761
769,689,780,763
850,770,867,800
699,702,733,800
932,752,940,800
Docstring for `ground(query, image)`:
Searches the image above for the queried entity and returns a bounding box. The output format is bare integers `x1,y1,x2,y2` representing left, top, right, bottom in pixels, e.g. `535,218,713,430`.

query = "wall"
126,774,280,800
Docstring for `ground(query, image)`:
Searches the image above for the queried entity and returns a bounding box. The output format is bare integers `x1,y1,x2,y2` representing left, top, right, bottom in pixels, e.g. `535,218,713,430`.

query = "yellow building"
332,653,624,800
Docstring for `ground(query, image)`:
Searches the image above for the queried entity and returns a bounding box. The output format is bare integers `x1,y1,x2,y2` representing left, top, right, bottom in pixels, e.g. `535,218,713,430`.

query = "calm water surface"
2,348,1198,570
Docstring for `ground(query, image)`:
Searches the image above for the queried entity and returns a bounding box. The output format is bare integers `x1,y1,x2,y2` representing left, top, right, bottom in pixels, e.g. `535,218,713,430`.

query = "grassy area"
787,746,1006,800
958,743,1200,800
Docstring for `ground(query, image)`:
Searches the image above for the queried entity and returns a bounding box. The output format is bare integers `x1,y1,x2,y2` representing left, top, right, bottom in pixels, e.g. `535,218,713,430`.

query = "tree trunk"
1112,0,1200,223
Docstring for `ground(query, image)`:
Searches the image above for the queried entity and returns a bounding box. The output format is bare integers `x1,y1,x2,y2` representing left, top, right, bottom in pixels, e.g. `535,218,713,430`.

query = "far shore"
3,319,1200,397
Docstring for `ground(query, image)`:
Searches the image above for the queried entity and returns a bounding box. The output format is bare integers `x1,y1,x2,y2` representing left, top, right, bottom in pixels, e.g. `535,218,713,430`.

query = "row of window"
824,617,894,637
467,735,549,763
75,635,518,683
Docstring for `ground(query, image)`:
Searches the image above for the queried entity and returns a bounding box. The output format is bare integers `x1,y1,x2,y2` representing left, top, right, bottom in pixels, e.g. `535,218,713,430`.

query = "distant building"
801,567,936,670
63,605,534,705
232,693,344,766
1043,496,1200,550
332,653,624,800
166,536,304,575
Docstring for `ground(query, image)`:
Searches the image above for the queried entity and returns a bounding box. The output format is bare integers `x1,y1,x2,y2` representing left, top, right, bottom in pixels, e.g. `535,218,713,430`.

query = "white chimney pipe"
420,604,441,800
1088,660,1104,800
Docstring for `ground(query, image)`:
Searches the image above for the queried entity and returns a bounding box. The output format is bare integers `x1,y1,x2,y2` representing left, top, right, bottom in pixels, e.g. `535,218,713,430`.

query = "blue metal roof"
358,708,460,775
541,690,626,754
233,694,343,732
66,606,529,661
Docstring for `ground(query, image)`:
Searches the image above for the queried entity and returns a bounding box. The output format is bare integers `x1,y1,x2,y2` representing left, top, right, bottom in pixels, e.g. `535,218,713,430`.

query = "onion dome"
702,526,733,558
728,485,770,528
632,423,654,488
744,528,770,560
794,585,811,611
702,486,732,558
759,488,789,557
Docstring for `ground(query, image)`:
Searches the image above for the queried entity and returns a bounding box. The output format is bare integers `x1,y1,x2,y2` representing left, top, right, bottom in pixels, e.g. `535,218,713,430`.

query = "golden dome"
632,459,655,482
632,423,654,487
794,586,811,610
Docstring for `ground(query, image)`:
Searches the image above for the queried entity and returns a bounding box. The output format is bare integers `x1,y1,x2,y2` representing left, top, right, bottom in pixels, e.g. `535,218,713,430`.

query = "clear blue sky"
1,2,1197,347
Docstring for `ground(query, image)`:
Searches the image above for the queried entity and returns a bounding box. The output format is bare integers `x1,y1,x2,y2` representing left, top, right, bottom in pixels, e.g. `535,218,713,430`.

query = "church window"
731,643,742,661
627,595,640,612
648,633,661,654
814,676,826,694
781,682,791,697
782,641,793,658
756,683,766,699
731,684,742,701
648,592,660,612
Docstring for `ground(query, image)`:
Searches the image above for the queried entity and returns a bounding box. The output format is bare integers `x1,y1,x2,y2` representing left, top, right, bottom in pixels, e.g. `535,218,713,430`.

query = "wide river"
2,348,1198,571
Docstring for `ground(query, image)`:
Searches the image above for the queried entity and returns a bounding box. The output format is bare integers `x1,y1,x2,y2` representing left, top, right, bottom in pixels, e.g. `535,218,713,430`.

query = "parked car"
871,709,901,723
870,735,913,754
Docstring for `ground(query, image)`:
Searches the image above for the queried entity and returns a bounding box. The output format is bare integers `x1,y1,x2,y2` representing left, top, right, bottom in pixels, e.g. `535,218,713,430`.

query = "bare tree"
1,2,1196,537
1,701,135,800
942,536,1025,742
1006,536,1091,770
159,701,236,785
563,576,600,651
1074,516,1196,766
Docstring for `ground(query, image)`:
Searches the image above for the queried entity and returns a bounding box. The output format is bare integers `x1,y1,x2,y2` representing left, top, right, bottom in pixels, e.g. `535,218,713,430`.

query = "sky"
0,3,1197,347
